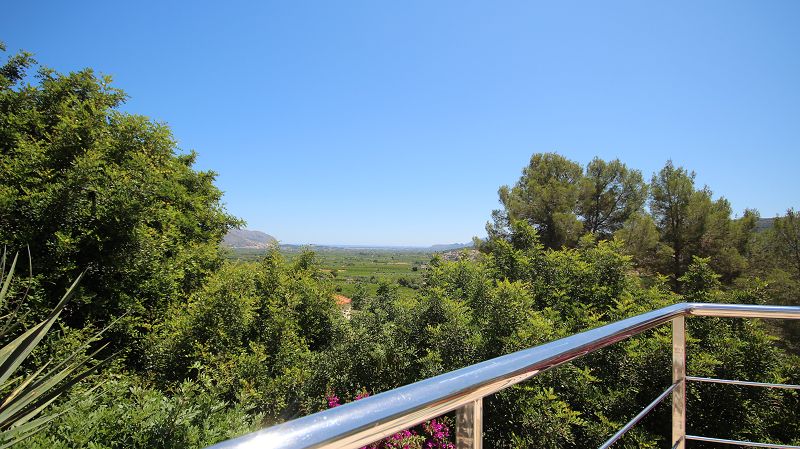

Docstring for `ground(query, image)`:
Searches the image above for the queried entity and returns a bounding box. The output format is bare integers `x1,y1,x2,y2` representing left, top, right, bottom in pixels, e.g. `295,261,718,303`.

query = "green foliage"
0,47,240,355
614,212,672,273
648,160,748,285
489,154,648,250
148,250,344,420
679,257,721,300
769,209,800,280
746,209,800,354
22,373,259,449
0,251,107,447
248,247,431,300
491,385,586,449
421,229,797,448
649,161,698,283
579,157,647,239
492,153,584,248
18,186,800,449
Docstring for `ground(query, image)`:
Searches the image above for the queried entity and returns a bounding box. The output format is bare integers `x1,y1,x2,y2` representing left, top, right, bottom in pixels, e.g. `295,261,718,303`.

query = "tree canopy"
488,154,762,289
0,46,239,352
489,153,647,250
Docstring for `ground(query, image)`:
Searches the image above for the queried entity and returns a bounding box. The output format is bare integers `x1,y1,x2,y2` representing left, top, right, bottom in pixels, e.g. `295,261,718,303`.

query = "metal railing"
207,302,800,449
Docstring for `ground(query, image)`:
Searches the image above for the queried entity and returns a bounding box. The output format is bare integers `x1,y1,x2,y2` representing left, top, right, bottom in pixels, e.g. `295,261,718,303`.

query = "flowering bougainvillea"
325,391,454,449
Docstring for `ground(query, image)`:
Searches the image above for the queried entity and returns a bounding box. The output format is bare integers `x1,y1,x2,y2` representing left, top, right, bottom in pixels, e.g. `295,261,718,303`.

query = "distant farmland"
226,246,435,298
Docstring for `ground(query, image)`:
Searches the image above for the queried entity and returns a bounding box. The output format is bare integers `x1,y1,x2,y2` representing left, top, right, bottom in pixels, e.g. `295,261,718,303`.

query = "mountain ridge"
223,229,277,249
222,229,471,252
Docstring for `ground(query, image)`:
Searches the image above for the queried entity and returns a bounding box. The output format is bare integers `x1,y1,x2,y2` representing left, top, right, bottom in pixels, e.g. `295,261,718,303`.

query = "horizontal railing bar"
206,303,800,449
686,303,800,320
686,435,800,448
687,376,800,390
597,382,678,449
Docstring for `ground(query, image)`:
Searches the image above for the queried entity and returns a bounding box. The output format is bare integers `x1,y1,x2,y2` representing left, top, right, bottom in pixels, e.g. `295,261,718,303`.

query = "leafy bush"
0,251,106,447
22,373,259,449
148,250,344,420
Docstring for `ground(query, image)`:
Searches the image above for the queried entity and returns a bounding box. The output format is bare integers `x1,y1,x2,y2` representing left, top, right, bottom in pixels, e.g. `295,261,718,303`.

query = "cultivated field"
226,246,435,298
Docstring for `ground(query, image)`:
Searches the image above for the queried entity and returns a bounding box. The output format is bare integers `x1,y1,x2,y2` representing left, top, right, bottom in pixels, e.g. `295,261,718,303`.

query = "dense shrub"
23,374,259,449
148,250,344,421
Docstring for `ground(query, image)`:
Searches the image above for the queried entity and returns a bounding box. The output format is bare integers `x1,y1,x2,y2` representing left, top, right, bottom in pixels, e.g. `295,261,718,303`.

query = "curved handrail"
206,302,800,449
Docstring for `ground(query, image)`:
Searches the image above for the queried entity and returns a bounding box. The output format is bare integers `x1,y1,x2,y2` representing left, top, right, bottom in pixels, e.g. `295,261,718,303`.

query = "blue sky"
4,1,799,245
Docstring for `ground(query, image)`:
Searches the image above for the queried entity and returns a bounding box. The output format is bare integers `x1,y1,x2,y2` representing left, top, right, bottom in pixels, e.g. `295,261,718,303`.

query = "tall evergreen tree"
649,161,752,285
578,157,647,238
649,161,696,281
772,209,800,280
489,153,583,249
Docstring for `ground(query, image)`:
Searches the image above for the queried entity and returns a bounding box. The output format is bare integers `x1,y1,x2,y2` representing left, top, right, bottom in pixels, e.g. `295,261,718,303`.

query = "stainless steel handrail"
685,435,800,448
686,376,800,390
206,302,800,449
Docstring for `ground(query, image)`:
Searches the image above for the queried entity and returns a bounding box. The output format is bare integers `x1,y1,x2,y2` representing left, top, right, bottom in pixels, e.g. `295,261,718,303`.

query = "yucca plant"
0,249,110,447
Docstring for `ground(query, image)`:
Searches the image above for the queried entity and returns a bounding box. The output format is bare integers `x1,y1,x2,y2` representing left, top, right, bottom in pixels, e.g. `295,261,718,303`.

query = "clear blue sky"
4,1,799,246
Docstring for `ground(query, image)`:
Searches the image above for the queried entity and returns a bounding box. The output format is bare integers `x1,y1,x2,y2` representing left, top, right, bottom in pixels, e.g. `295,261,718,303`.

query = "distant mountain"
278,242,473,252
223,229,277,249
755,218,775,233
428,242,472,251
225,231,472,252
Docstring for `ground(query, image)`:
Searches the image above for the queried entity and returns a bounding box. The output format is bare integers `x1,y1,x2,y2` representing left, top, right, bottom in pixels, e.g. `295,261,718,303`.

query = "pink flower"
326,393,341,408
326,390,453,449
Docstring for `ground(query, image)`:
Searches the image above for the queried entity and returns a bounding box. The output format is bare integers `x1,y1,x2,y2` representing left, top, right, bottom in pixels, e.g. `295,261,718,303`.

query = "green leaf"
0,252,18,310
0,272,83,386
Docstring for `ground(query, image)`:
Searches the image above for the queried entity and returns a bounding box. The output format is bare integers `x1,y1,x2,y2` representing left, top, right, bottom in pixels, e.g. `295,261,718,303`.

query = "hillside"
428,242,472,251
755,217,775,232
223,229,277,248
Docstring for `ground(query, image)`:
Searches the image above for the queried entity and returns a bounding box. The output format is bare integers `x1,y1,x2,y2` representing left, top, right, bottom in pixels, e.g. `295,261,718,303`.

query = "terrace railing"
207,302,800,449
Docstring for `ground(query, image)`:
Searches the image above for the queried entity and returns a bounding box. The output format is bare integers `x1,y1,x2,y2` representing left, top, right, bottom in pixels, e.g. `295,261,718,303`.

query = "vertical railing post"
672,316,686,449
456,398,482,449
